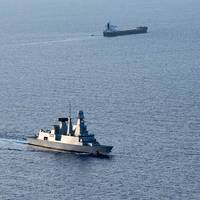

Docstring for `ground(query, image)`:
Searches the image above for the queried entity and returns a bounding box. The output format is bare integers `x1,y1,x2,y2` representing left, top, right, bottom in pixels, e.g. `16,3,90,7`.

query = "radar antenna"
67,101,73,135
69,101,71,118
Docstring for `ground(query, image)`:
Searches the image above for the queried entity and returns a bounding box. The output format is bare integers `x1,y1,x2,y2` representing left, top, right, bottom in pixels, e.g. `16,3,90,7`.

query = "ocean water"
0,0,200,199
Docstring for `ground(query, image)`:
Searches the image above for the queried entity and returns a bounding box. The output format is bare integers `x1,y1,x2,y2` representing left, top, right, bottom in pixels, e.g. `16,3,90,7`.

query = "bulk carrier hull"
27,136,113,155
103,26,148,37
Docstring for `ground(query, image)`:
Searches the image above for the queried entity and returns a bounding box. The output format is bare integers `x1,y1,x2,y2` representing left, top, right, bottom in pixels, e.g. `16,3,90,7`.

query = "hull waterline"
27,137,113,155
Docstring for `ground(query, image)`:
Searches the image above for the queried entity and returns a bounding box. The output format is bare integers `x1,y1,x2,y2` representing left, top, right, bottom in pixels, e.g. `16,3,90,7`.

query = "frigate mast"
67,102,73,135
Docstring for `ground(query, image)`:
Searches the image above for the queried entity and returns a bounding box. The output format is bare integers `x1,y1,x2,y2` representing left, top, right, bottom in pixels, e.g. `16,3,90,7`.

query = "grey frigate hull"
27,136,113,155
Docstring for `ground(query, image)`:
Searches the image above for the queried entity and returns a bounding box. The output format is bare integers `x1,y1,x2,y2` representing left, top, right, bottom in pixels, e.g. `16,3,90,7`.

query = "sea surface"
0,0,200,199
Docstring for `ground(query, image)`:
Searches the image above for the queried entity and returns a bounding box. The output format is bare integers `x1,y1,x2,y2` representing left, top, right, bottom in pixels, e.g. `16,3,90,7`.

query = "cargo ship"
27,109,113,155
103,22,148,37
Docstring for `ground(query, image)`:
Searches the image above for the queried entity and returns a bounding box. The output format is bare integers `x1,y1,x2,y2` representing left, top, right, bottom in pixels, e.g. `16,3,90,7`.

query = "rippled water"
0,0,200,199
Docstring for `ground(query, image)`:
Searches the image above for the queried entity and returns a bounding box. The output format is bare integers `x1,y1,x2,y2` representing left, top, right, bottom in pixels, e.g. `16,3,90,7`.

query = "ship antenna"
67,101,73,135
69,101,71,118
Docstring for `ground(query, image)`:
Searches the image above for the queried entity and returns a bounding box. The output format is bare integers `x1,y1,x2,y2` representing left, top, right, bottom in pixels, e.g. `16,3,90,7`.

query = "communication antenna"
69,101,71,117
67,101,73,134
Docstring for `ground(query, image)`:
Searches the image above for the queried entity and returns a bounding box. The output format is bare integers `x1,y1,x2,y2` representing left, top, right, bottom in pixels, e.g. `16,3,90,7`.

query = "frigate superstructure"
27,110,113,155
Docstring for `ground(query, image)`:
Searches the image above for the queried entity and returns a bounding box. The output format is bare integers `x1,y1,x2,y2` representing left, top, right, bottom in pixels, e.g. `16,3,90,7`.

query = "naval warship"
27,110,113,155
103,22,148,37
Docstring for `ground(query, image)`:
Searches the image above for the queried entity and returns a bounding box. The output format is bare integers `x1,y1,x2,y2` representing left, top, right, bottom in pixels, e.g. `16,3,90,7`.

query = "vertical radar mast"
67,102,73,135
69,102,71,118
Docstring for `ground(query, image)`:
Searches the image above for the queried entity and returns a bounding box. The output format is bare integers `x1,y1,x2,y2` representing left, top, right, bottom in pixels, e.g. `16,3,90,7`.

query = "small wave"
0,138,26,144
7,148,23,151
7,35,98,47
0,138,27,152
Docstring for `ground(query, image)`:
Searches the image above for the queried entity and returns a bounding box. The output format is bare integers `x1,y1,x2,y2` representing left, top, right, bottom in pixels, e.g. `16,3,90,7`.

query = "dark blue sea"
0,0,200,199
